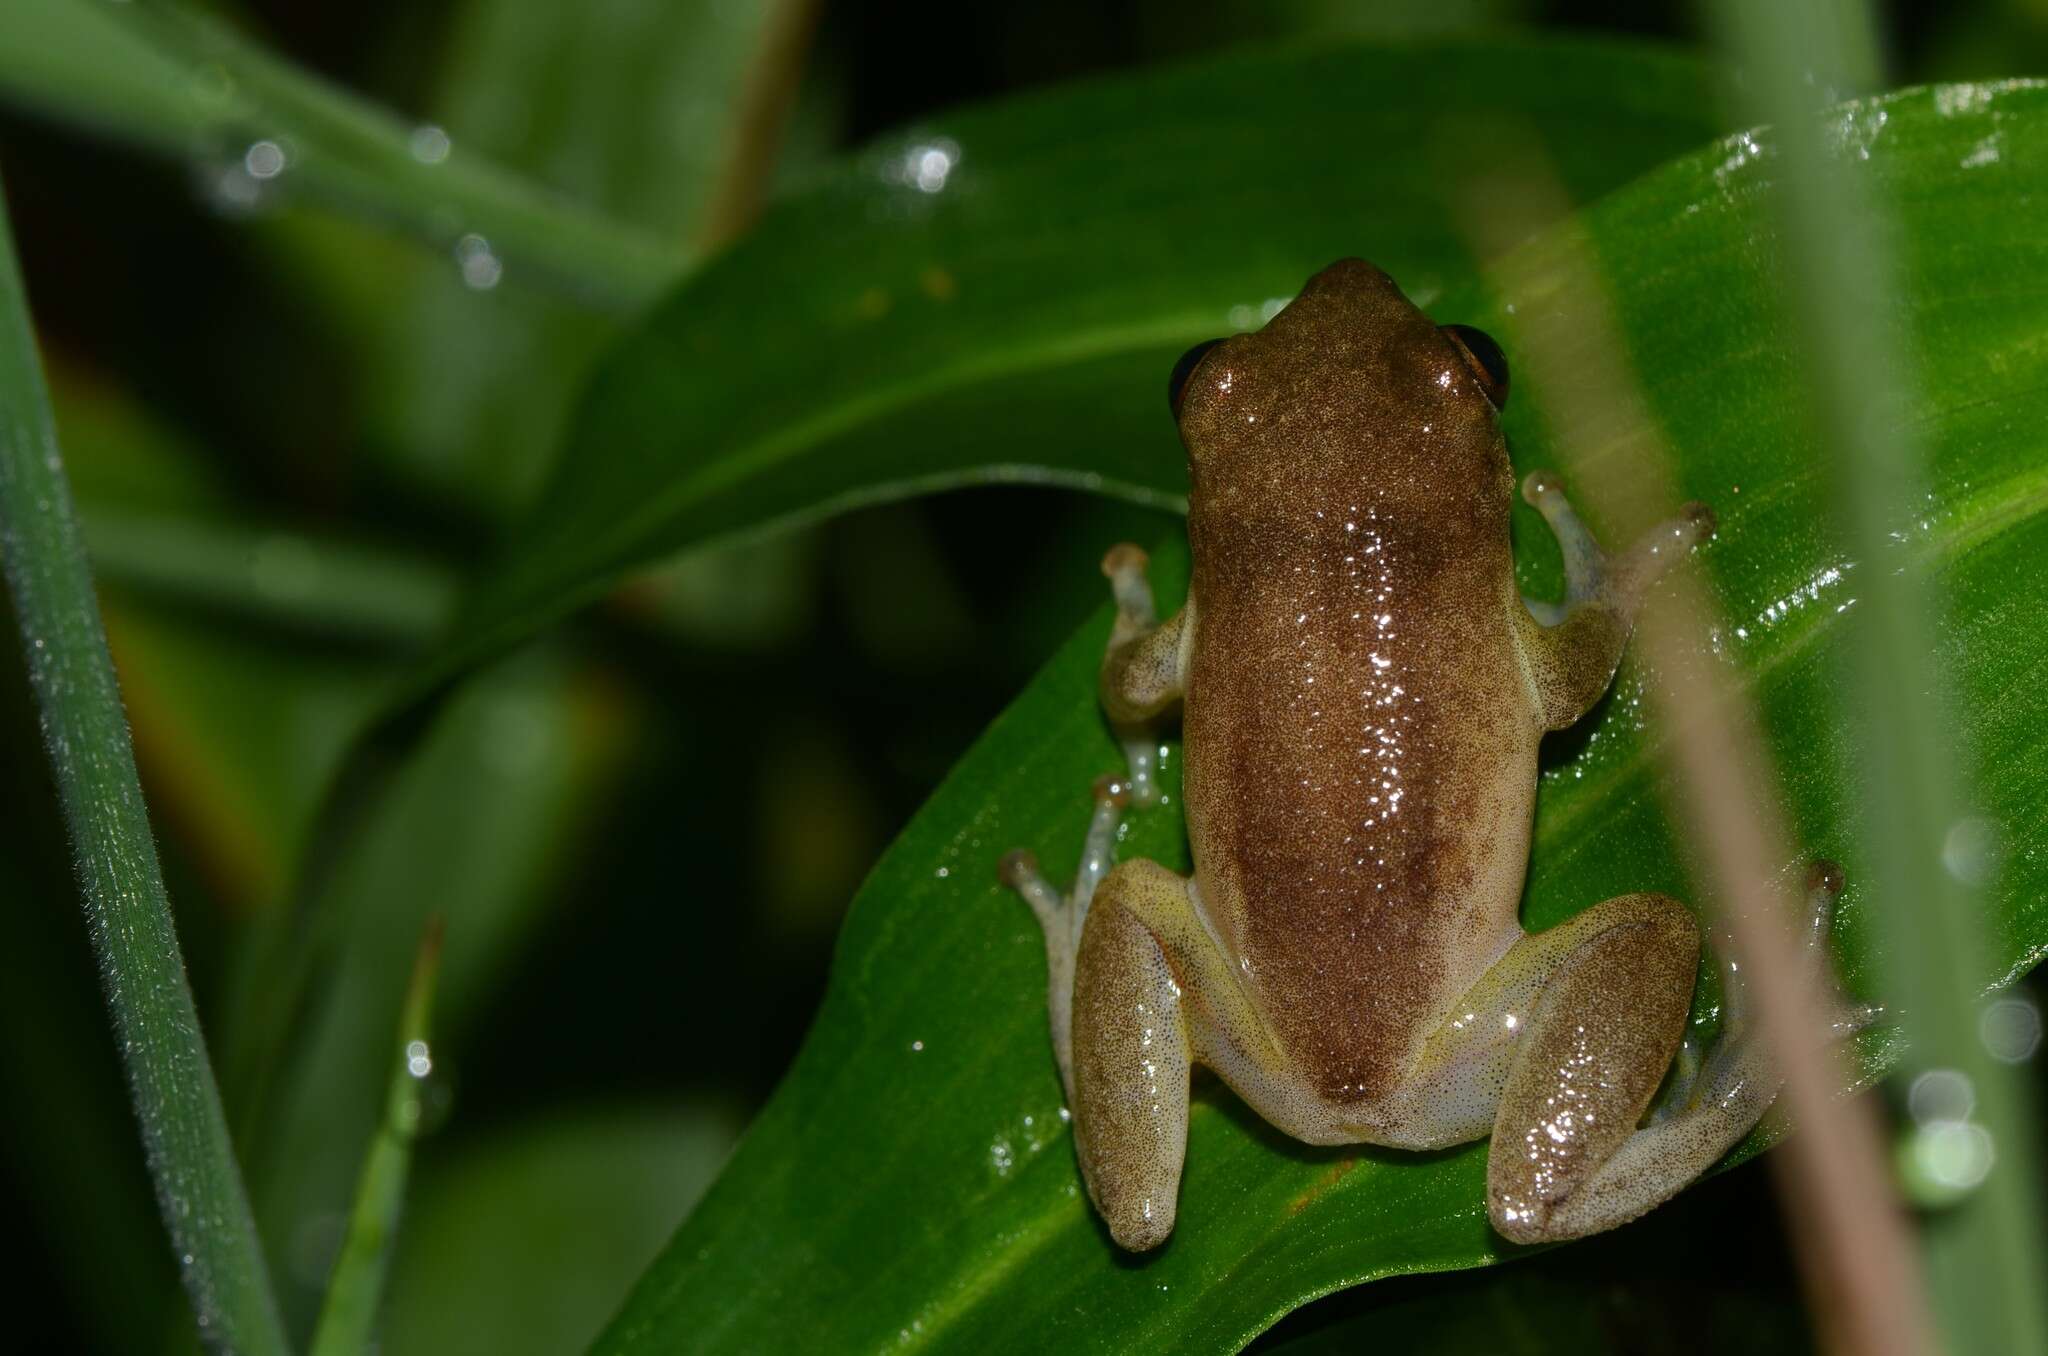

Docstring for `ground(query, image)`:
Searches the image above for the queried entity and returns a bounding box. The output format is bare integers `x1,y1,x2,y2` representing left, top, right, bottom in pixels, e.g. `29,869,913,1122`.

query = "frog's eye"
1168,339,1225,419
1442,324,1510,410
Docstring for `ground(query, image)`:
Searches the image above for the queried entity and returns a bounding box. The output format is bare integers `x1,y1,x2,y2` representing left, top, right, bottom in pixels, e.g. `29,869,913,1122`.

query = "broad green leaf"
424,36,1728,689
594,82,2048,1354
238,42,1725,1263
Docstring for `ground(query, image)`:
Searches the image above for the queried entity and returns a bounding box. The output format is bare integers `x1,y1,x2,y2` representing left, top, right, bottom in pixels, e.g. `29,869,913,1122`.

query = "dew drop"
409,123,452,165
243,139,286,179
1981,996,2042,1064
454,232,503,290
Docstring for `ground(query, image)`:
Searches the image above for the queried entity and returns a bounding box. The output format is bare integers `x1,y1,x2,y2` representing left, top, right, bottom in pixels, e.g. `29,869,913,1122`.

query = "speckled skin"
1180,259,1532,1108
1005,259,1838,1253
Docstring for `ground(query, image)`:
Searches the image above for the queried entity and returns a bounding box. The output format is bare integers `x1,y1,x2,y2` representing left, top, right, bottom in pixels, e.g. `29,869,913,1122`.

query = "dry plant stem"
696,0,821,250
1640,593,1932,1356
1452,149,1935,1355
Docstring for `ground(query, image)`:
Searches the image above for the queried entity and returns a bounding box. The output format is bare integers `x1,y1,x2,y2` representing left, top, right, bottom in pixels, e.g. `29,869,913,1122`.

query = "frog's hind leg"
1057,857,1199,1251
1486,866,1847,1243
1003,825,1194,1252
1004,827,1286,1251
999,776,1129,1093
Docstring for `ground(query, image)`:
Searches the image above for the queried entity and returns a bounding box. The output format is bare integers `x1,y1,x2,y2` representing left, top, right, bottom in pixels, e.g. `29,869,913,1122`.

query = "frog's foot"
1102,543,1159,639
1517,471,1715,730
1000,775,1132,1093
1652,860,1863,1126
1520,468,1714,615
1098,543,1187,808
1482,891,1700,1244
1487,864,1855,1244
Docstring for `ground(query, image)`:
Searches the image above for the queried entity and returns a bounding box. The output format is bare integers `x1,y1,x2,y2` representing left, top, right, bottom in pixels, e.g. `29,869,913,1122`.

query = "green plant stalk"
308,918,444,1356
0,0,683,307
1715,3,2048,1353
0,178,289,1355
81,503,459,645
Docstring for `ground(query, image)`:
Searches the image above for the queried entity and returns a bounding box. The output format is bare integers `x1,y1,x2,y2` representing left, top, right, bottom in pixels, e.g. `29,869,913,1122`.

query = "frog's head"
1171,259,1512,521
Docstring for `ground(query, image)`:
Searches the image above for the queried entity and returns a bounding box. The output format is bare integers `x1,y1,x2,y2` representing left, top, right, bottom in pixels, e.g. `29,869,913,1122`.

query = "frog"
999,258,1849,1251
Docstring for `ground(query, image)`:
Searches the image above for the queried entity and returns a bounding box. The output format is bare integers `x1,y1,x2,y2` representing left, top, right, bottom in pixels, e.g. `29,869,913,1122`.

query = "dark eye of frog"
1167,338,1225,419
1441,324,1510,410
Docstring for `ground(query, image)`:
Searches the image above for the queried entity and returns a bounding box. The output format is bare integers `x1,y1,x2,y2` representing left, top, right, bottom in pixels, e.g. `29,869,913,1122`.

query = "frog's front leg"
1097,543,1192,805
1516,470,1715,728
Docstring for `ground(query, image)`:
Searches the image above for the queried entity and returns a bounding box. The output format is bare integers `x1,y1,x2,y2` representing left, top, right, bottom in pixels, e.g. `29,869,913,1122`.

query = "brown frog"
1002,258,1845,1250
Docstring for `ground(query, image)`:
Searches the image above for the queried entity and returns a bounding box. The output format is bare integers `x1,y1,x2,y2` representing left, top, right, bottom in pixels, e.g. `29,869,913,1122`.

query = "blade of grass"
81,504,459,645
0,0,683,306
1713,3,2048,1353
249,646,636,1328
286,0,820,521
308,918,444,1356
0,174,288,1354
1454,132,1931,1356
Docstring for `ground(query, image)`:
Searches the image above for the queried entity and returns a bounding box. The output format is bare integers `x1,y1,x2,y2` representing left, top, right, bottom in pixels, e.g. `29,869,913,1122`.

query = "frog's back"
1172,260,1537,1105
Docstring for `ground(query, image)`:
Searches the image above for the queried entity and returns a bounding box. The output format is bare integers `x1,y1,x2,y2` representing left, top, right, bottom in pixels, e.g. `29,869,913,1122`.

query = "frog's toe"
1106,1203,1176,1253
1520,468,1563,504
1092,772,1135,810
1676,861,1851,1119
1000,848,1065,932
998,848,1039,887
1803,858,1844,951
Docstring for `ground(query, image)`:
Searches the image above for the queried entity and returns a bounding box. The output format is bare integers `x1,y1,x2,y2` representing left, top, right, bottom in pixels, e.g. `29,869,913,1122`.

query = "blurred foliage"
381,1103,742,1356
0,1,2045,1353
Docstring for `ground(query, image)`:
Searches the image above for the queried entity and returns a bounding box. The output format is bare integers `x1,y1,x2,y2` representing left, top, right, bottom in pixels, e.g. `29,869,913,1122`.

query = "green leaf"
593,81,2048,1354
0,794,182,1353
242,642,638,1330
380,1104,742,1356
307,919,444,1356
0,174,287,1353
266,0,809,521
420,35,1727,691
0,0,680,305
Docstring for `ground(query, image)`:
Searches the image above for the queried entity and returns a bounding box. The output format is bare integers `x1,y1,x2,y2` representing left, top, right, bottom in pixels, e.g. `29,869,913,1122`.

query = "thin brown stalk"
696,0,821,250
1451,147,1937,1356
